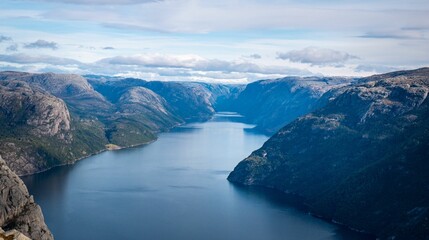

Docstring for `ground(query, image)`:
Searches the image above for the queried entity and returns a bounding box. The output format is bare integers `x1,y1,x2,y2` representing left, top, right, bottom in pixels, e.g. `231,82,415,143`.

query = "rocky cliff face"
0,155,53,240
228,68,429,239
0,71,112,118
0,80,74,175
0,80,71,138
231,76,354,134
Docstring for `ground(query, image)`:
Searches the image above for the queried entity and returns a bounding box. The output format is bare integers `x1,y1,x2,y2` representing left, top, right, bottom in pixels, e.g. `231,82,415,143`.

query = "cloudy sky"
0,0,428,83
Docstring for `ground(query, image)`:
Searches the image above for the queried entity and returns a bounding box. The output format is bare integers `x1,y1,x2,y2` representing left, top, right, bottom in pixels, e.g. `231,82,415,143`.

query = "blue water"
23,113,373,240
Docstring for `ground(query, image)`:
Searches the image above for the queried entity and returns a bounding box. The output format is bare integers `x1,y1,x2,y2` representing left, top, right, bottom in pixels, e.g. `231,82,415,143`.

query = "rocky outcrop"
0,228,31,240
0,72,93,97
0,80,74,175
0,80,71,139
0,71,112,118
228,68,429,239
0,155,53,240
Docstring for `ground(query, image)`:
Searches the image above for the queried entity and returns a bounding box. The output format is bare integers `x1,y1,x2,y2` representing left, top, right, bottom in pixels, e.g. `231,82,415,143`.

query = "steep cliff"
0,80,75,175
228,68,429,239
0,155,53,240
0,72,112,175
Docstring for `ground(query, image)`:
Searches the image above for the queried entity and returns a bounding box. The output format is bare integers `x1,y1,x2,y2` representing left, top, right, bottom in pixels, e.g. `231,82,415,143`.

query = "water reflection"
230,184,375,240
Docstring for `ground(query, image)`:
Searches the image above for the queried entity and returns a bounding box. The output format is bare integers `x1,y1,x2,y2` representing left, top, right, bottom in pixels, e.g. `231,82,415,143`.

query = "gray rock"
0,155,53,240
0,80,71,138
0,80,73,175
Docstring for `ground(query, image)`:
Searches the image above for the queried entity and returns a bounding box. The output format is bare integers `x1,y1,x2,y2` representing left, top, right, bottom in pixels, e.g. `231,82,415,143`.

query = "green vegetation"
229,68,429,239
0,72,239,175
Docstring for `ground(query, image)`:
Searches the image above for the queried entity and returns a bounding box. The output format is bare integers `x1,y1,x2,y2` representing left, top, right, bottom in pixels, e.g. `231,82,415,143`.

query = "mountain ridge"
228,67,429,239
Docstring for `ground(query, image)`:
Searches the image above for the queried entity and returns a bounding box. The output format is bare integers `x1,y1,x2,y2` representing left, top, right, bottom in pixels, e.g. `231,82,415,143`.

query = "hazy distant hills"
230,76,356,134
87,77,242,122
228,68,429,239
88,75,357,135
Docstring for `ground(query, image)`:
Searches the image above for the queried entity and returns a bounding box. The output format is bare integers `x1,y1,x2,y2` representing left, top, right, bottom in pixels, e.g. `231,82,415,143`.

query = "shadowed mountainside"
230,76,356,134
228,68,429,239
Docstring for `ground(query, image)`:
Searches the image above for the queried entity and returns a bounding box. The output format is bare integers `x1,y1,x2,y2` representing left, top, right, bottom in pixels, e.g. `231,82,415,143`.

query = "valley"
0,68,428,239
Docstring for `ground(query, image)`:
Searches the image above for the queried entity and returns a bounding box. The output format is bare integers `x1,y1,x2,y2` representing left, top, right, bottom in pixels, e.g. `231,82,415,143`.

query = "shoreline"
21,111,374,239
17,115,208,177
18,136,161,177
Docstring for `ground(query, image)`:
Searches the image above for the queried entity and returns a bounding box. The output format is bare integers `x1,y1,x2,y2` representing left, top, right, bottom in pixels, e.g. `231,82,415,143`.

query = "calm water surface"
23,113,373,240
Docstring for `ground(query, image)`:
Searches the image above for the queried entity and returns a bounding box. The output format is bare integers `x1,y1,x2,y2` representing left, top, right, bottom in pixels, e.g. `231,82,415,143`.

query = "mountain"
108,86,182,146
0,80,82,175
89,75,356,136
0,73,170,174
1,68,428,239
88,77,242,122
144,81,240,122
0,72,112,118
0,72,116,173
88,77,243,143
0,155,53,240
0,72,241,175
228,68,429,239
231,76,355,134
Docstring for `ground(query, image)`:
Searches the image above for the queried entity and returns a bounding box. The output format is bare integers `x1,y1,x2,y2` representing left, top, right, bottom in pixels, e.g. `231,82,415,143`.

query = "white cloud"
24,40,58,50
18,0,160,5
38,1,429,34
0,53,81,65
277,47,358,66
354,64,401,73
6,44,18,52
1,0,427,82
0,35,12,42
96,53,311,75
359,30,428,40
245,54,262,59
0,52,313,82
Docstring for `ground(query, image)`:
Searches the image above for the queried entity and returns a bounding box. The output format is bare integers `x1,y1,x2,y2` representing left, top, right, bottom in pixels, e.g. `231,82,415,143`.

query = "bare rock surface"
0,156,53,240
0,80,71,138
